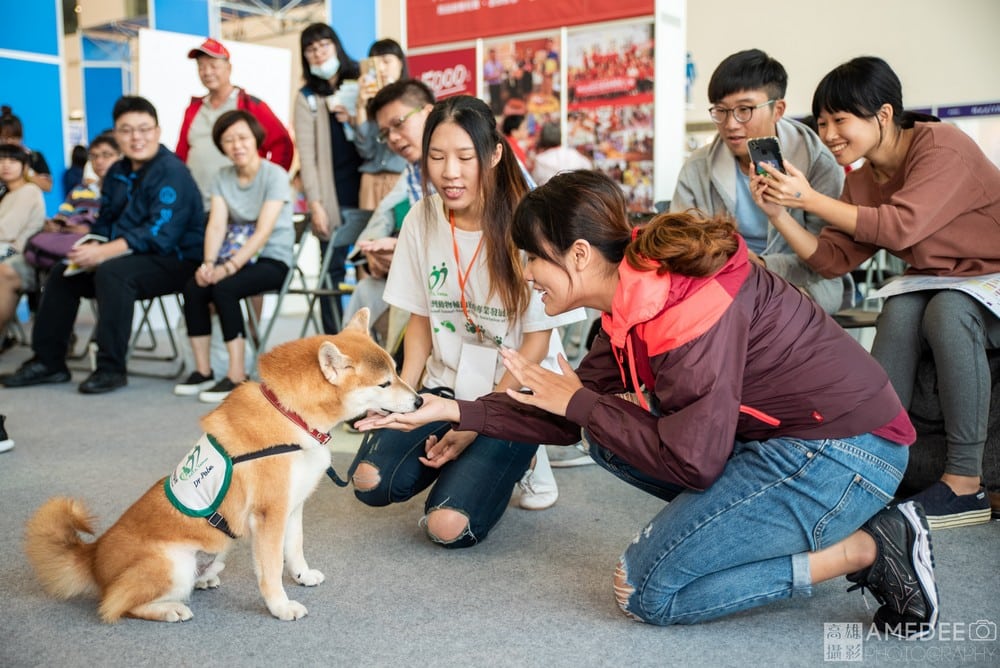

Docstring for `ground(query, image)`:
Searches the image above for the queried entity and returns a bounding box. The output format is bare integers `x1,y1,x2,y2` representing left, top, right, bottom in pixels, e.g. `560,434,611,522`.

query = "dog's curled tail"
24,497,99,599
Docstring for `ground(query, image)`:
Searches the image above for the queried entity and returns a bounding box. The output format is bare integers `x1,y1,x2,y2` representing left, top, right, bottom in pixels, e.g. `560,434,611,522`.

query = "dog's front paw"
195,575,221,589
294,569,325,587
269,600,308,621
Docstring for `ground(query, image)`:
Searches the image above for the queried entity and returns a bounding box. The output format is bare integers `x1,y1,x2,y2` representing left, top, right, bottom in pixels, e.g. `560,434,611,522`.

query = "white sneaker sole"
518,489,558,510
0,438,13,453
926,507,992,530
174,380,215,396
895,501,939,638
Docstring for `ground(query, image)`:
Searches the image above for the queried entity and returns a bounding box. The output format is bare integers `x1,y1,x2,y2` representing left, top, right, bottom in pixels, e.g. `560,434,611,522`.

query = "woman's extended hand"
500,347,581,417
353,393,461,432
752,160,813,211
419,429,477,469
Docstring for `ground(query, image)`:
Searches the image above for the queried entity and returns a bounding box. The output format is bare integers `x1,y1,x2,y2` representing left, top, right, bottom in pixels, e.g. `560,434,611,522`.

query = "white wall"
685,0,1000,121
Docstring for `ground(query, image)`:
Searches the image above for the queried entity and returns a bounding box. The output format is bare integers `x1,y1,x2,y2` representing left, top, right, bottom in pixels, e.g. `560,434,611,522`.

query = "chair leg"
125,295,185,379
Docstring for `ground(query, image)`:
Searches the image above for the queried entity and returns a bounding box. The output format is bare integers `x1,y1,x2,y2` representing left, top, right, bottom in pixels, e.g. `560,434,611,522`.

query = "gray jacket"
293,87,342,240
671,117,848,313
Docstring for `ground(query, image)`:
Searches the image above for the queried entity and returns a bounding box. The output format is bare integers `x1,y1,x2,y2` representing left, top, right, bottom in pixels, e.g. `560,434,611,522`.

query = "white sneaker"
517,445,558,510
517,470,558,510
547,442,594,468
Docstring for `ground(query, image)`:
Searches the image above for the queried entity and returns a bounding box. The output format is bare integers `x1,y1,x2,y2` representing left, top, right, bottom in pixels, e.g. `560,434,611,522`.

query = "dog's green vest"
164,434,233,518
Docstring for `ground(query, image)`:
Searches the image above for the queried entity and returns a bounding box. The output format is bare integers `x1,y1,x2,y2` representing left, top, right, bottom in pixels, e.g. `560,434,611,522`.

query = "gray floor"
1,316,998,668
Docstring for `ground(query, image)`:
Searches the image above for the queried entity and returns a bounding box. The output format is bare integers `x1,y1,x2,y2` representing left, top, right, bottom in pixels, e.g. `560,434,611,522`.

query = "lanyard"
448,209,487,341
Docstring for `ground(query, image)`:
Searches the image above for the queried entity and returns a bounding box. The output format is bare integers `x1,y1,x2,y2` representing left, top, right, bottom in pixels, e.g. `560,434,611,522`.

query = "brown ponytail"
625,210,738,277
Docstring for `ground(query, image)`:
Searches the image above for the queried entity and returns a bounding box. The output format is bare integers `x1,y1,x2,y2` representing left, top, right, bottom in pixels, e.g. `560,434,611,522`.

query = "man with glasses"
176,38,294,211
341,79,436,334
2,96,204,394
671,49,847,313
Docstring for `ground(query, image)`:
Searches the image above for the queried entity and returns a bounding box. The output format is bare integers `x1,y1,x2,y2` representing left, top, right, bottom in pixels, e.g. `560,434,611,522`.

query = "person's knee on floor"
352,461,394,507
614,558,652,624
424,507,470,545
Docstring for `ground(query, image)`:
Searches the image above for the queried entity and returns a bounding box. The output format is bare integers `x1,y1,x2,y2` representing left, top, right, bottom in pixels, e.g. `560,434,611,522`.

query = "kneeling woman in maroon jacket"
357,170,939,638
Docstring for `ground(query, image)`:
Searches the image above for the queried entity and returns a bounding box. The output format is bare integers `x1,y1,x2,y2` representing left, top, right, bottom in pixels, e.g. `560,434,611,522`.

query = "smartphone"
747,136,785,176
348,245,368,269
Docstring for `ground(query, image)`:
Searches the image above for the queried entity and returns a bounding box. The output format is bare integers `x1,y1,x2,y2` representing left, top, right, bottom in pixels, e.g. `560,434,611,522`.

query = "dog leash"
325,431,370,488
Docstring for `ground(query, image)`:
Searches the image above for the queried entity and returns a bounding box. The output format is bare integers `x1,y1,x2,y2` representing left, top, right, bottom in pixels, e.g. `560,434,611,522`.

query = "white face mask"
309,55,340,80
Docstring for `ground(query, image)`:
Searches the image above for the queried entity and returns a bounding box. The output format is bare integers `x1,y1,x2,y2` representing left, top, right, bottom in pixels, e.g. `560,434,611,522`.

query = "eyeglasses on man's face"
708,99,776,124
115,125,157,138
377,107,421,143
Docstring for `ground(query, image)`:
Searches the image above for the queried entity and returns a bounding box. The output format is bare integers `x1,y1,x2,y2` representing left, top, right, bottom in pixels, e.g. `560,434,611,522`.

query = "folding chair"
68,294,185,378
242,213,311,377
127,294,185,377
288,208,372,337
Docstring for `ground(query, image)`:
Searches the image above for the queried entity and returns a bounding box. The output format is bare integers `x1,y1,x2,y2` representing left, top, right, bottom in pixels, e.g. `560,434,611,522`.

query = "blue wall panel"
330,0,375,63
84,67,125,141
7,1,59,56
153,0,210,36
0,57,65,214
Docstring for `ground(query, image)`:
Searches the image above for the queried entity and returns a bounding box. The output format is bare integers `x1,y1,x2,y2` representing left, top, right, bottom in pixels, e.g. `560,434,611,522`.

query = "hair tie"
631,225,643,242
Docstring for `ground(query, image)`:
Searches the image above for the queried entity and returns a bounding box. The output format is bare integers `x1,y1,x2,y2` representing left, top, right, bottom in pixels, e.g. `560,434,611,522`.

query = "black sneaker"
198,377,239,404
905,481,991,529
0,359,71,387
173,370,215,396
847,501,939,639
0,414,13,453
79,370,128,394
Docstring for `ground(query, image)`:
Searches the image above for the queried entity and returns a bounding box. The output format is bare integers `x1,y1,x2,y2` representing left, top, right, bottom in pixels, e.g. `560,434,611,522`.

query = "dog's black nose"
414,395,423,409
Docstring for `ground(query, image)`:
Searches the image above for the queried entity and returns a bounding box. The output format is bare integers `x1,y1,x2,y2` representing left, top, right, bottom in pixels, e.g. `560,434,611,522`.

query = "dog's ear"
318,341,351,383
343,307,370,335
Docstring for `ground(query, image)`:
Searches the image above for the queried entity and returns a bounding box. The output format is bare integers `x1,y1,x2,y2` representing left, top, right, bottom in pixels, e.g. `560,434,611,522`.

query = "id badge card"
454,341,499,400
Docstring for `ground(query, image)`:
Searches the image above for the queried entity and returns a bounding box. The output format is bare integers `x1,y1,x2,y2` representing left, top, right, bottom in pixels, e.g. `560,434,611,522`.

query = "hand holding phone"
747,136,785,176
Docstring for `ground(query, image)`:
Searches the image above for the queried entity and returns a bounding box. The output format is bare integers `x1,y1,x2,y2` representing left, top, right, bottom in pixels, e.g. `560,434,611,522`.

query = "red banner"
407,0,653,48
408,48,478,100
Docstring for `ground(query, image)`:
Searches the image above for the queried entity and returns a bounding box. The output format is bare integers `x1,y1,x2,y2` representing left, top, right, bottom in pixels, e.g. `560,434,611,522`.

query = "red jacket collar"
602,235,750,353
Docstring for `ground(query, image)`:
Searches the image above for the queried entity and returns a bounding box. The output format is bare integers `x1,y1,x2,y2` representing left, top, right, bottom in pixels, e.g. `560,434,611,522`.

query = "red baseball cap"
187,38,230,60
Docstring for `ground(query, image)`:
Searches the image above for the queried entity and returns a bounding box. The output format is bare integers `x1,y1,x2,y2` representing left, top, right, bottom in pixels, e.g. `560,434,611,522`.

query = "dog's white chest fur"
287,444,332,506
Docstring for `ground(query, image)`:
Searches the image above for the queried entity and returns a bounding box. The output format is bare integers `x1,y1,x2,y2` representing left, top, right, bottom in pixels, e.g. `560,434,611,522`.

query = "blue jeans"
351,391,536,548
585,432,908,625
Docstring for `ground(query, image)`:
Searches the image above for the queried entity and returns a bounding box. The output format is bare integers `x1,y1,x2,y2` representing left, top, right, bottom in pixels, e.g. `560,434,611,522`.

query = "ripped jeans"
585,431,908,625
351,390,536,548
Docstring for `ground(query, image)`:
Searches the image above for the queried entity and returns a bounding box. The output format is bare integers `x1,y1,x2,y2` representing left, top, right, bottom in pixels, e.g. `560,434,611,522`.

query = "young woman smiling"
349,95,583,546
750,56,1000,529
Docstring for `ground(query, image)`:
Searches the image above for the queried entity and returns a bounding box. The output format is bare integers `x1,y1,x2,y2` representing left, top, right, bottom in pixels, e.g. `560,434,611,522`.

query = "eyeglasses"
115,125,157,137
376,108,421,143
303,39,334,57
88,150,119,160
708,99,776,124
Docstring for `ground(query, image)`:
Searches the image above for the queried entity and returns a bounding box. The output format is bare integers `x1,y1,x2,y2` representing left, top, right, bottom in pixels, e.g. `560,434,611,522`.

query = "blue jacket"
93,145,204,260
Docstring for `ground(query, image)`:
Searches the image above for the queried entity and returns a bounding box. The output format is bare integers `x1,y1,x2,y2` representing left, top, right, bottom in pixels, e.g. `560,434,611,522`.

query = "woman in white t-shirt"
350,95,582,547
174,110,294,403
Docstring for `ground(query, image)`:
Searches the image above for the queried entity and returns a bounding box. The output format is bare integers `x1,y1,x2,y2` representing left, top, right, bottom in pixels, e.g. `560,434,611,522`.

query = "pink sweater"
807,122,1000,278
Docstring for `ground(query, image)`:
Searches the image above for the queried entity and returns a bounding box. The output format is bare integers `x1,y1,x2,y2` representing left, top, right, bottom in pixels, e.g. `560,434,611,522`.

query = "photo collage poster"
567,22,655,212
481,33,562,171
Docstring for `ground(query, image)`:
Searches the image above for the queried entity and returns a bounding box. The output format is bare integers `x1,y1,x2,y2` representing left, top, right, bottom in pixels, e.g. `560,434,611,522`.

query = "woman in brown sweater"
751,56,1000,529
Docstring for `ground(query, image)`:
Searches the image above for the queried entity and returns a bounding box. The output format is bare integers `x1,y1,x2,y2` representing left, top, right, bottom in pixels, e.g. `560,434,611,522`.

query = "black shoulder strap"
231,443,302,464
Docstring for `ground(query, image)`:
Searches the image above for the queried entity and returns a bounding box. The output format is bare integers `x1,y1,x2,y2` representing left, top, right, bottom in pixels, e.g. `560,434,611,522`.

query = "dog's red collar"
259,383,331,445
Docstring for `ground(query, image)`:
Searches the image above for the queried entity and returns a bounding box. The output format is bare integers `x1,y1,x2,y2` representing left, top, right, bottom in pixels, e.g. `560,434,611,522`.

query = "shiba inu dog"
24,309,421,623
